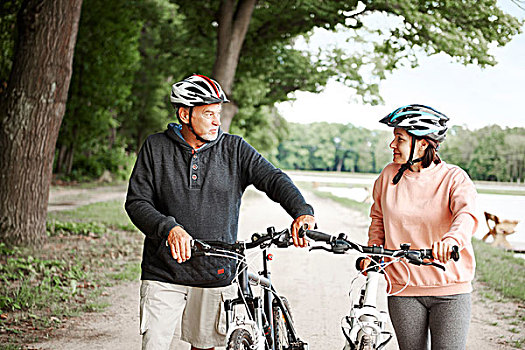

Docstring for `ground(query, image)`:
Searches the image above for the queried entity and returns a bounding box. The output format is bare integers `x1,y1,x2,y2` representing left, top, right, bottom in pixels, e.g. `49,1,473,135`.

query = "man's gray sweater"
125,124,314,287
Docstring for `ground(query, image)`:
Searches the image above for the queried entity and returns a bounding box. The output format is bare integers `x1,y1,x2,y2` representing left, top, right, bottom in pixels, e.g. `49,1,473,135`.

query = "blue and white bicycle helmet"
379,104,449,142
380,104,449,184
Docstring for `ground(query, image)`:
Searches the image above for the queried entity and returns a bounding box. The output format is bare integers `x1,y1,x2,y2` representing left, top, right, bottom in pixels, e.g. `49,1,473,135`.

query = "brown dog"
483,212,520,249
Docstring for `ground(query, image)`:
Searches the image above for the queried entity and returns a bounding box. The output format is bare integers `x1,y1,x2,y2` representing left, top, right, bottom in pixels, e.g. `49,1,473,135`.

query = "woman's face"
389,127,427,164
389,128,413,164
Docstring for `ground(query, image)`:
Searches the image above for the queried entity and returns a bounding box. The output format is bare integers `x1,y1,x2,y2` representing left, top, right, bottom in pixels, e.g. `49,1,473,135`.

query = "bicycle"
298,227,459,350
191,226,308,350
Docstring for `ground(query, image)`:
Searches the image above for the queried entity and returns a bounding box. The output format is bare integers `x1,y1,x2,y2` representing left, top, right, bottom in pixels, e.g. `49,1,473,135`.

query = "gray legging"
387,293,471,350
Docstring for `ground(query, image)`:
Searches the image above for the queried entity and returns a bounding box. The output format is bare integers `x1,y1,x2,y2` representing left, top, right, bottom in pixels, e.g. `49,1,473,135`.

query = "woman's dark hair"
418,136,441,168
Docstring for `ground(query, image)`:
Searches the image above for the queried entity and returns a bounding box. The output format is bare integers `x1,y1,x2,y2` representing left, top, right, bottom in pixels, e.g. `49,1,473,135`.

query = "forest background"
1,0,524,246
2,0,523,183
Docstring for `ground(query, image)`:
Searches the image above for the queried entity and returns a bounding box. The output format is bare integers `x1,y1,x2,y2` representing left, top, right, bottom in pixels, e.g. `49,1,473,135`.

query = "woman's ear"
419,138,429,151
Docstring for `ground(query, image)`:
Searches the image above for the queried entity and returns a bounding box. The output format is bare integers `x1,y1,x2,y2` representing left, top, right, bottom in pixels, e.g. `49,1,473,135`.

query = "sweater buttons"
193,154,198,159
192,164,198,170
192,174,198,181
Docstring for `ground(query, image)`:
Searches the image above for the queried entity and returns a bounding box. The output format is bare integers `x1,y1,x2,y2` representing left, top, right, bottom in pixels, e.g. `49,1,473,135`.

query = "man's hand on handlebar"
291,215,316,247
167,225,192,263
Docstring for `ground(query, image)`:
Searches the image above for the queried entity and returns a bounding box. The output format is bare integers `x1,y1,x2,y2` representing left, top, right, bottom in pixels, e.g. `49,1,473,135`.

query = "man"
125,74,315,350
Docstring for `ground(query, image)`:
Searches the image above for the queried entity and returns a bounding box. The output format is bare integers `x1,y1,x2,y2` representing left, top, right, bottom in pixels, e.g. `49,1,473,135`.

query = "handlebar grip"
305,229,333,242
298,224,307,238
424,246,459,261
421,249,433,259
451,245,460,262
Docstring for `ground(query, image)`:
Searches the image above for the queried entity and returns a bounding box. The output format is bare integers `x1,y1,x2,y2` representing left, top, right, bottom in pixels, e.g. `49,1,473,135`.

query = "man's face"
184,103,222,142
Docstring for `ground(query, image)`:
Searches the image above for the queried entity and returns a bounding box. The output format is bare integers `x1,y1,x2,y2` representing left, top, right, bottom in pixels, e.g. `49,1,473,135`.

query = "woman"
365,104,478,349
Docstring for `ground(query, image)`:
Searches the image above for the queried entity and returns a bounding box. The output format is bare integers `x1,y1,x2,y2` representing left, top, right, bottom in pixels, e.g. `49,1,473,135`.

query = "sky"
276,1,525,131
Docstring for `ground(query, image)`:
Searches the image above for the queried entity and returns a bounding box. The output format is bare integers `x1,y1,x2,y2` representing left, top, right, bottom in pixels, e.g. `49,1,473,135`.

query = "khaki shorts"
139,280,237,349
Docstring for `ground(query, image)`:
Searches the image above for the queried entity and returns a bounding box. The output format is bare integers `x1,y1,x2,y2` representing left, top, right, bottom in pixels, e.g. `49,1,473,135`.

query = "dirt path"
31,187,523,349
47,184,127,211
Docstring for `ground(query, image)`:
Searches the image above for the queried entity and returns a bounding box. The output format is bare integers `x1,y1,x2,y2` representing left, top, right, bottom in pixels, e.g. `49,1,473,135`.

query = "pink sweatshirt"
368,161,478,296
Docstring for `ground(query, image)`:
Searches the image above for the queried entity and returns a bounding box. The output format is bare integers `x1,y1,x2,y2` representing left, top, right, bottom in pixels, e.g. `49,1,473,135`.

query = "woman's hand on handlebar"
167,225,192,263
291,215,316,247
432,240,455,264
357,257,372,276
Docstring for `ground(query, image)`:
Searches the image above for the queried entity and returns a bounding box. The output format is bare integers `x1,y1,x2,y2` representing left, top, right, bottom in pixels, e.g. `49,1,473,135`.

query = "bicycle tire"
358,334,374,350
273,296,293,350
227,328,254,350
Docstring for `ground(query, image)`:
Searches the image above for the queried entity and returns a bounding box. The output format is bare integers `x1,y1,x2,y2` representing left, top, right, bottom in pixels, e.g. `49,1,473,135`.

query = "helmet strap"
392,135,423,185
187,106,210,144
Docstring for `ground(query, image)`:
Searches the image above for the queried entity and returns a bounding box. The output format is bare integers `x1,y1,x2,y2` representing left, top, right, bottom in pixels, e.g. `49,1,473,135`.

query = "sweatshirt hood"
165,123,224,151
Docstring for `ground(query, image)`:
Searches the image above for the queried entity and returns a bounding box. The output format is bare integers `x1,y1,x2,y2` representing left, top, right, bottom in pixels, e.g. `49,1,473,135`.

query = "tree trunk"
220,101,239,133
335,157,344,172
0,0,83,246
65,143,75,175
212,0,257,132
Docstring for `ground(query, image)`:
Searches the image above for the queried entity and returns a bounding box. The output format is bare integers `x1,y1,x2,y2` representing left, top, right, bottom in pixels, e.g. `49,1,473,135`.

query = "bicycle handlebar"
298,226,459,270
190,226,294,256
303,229,332,243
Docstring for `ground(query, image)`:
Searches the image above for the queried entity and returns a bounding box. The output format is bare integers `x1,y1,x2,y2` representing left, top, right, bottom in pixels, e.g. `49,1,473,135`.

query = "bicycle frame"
343,261,392,350
221,231,307,350
300,228,459,350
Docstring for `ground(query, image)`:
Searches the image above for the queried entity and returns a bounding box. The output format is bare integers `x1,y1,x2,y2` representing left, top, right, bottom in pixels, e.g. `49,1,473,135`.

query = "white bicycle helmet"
170,74,229,108
379,104,449,142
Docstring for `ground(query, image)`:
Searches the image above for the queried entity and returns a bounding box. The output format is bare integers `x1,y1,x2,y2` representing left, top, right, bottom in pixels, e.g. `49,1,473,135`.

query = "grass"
0,200,142,348
476,188,525,196
472,238,525,301
50,179,127,190
109,261,141,281
48,199,135,230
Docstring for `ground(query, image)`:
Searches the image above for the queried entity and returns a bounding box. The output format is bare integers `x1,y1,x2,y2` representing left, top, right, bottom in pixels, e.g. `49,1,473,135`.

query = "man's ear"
178,107,190,124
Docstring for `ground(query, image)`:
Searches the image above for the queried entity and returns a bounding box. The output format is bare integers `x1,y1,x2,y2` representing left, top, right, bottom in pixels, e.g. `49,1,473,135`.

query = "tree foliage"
121,0,187,154
273,123,525,183
1,0,522,183
171,0,522,118
440,125,525,182
54,0,144,179
0,0,22,92
272,122,392,173
51,0,525,178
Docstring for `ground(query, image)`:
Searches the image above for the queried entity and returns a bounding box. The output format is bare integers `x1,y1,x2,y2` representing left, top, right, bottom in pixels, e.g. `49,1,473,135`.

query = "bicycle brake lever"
420,261,446,271
192,239,212,253
432,262,445,271
309,246,333,252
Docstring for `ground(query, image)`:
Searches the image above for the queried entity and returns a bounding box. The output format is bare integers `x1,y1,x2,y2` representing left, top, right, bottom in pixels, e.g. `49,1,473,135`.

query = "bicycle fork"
343,271,392,350
225,296,267,350
224,250,273,350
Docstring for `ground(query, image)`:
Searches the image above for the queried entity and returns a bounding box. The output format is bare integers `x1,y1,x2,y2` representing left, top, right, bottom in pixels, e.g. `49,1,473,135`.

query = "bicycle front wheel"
273,296,293,350
227,328,254,350
357,334,374,350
